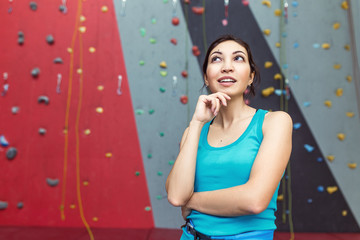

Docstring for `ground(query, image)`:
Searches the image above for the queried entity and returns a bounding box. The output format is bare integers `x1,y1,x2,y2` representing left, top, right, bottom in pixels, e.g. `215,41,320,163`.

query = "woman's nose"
221,61,234,73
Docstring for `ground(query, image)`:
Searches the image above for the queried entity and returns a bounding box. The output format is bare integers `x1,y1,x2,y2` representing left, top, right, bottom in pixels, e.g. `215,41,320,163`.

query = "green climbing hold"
145,206,151,211
163,0,169,3
160,71,167,77
147,153,152,159
149,38,156,44
140,28,146,37
156,195,163,200
168,160,174,165
135,109,144,115
135,171,140,176
148,109,155,114
159,132,165,137
151,18,157,24
139,60,145,66
159,87,166,93
157,171,163,176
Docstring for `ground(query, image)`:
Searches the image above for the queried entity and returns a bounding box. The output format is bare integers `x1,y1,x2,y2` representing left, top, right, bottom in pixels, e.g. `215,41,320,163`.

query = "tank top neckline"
203,109,261,150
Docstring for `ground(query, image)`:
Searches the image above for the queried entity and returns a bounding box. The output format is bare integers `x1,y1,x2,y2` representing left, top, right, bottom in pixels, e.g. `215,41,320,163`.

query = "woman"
165,35,292,240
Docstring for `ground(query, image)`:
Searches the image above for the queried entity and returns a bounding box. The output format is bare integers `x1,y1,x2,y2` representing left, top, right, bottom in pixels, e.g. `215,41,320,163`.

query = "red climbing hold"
242,0,249,6
180,95,188,104
170,38,177,45
181,70,188,78
192,7,204,15
184,0,190,4
192,46,200,56
172,17,180,26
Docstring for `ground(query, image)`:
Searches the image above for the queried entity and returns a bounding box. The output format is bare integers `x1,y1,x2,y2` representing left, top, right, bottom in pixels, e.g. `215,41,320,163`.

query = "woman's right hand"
192,92,231,123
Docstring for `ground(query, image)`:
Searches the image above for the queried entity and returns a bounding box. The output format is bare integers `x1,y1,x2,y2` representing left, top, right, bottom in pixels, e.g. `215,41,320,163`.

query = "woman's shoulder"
262,110,293,133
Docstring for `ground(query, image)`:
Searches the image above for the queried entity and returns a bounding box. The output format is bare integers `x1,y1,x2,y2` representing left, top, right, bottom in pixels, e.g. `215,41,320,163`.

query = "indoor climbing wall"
0,0,153,232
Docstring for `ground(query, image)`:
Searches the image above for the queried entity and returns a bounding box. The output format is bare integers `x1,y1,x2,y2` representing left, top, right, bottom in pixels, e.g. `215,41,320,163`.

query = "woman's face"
204,40,254,97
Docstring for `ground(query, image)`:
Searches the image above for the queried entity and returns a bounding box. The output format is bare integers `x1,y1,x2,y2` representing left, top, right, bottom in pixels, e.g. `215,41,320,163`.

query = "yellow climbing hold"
326,186,338,194
70,204,76,209
274,9,281,16
97,85,104,91
346,112,355,118
105,152,112,158
322,43,330,49
333,64,342,70
337,133,346,141
89,47,96,53
83,181,89,186
84,129,91,135
264,61,273,68
101,6,108,12
262,87,275,97
80,15,86,22
335,88,343,97
160,61,167,68
348,163,357,169
96,107,104,113
333,22,340,30
262,0,271,8
263,29,271,36
77,68,83,74
274,73,282,80
344,44,350,51
78,26,86,33
342,210,348,216
67,47,73,53
92,217,98,222
326,155,335,162
324,100,332,108
346,75,352,82
277,194,284,201
275,42,281,48
341,1,348,10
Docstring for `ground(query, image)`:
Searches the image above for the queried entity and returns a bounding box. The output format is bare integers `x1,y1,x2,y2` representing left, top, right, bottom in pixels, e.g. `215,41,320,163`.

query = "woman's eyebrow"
233,50,246,56
210,51,222,56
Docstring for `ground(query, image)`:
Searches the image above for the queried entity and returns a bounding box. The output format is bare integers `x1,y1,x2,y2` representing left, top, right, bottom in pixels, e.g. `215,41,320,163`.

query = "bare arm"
184,111,293,216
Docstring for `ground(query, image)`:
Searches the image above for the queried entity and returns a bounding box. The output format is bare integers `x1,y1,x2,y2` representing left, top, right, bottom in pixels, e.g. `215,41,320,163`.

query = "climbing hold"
263,29,271,36
96,107,103,113
344,44,350,51
184,0,190,3
145,206,151,211
293,75,300,80
348,163,357,169
160,61,167,68
293,123,301,130
277,194,283,201
346,112,354,118
159,132,165,137
274,89,284,96
105,152,112,158
70,204,76,209
101,6,108,12
261,0,271,8
181,70,188,78
135,109,144,115
192,46,200,56
148,109,155,115
242,0,249,6
326,155,335,162
11,106,19,114
303,102,311,107
333,22,340,30
67,48,73,53
46,178,59,187
84,129,91,135
335,88,343,97
83,181,89,186
0,201,8,210
317,185,324,192
292,1,299,7
38,96,50,105
342,210,348,216
264,61,273,68
170,38,177,45
322,43,330,49
78,26,86,33
192,6,204,15
80,15,86,22
140,28,146,37
274,9,281,16
275,42,281,48
274,73,282,80
317,157,323,162
46,35,55,45
149,38,157,44
38,128,46,135
346,75,352,82
92,217,98,222
31,68,40,78
261,87,275,97
156,195,163,200
159,87,166,93
160,71,167,77
53,57,63,64
168,160,174,165
17,202,24,209
77,68,82,74
172,17,180,26
304,144,314,152
293,42,299,49
333,64,341,70
337,133,346,141
327,186,338,194
89,47,96,53
282,64,288,69
341,1,348,10
147,153,152,159
180,95,188,104
135,171,140,176
97,85,104,91
139,60,145,66
151,18,157,24
18,31,24,45
0,135,9,147
324,100,332,108
29,2,37,11
157,171,163,176
307,198,313,203
313,43,320,49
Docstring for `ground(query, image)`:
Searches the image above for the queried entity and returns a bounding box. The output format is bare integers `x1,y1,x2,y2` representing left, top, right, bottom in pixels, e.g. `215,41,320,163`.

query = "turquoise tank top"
186,109,279,236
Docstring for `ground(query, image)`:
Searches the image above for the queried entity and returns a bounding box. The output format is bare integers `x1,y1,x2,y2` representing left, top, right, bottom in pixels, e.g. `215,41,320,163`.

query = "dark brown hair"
202,35,260,96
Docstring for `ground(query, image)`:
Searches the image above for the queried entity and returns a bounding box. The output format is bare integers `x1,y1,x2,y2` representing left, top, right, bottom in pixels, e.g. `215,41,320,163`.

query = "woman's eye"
234,55,244,61
211,56,221,62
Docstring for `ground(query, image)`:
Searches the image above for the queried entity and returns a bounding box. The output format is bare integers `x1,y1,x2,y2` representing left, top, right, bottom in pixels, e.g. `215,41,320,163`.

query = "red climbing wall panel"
0,0,154,228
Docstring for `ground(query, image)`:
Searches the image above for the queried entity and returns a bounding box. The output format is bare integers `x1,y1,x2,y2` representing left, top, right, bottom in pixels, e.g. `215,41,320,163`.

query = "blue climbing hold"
0,135,9,147
304,144,314,152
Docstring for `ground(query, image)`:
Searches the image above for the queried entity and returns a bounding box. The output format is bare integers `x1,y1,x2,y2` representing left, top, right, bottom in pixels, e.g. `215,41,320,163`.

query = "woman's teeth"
219,79,235,83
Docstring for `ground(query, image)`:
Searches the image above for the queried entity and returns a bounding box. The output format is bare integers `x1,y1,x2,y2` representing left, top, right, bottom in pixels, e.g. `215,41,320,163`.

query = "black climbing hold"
6,147,17,160
46,35,54,45
37,96,49,105
59,5,66,13
0,201,8,210
29,2,37,11
39,128,46,135
53,57,63,64
46,178,59,187
31,68,40,78
17,202,24,209
18,31,24,45
12,106,19,114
